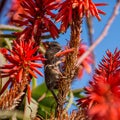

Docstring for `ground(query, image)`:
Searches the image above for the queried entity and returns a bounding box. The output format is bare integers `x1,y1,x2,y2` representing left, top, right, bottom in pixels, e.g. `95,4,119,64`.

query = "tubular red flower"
55,48,75,57
77,49,120,120
13,0,60,40
0,40,45,99
0,40,44,83
54,43,93,79
56,0,106,32
27,84,31,104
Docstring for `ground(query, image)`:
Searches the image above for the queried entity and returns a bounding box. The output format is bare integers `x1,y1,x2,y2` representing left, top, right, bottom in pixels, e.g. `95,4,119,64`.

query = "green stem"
72,88,84,94
0,24,22,31
32,77,37,89
65,90,74,111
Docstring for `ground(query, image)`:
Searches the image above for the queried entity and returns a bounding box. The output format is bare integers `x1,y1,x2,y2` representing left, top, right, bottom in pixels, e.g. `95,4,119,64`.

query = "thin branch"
86,16,96,69
76,1,120,67
0,24,23,31
4,38,12,50
0,0,7,14
65,90,73,111
0,34,52,40
0,34,16,38
41,34,52,39
72,88,84,94
38,93,46,102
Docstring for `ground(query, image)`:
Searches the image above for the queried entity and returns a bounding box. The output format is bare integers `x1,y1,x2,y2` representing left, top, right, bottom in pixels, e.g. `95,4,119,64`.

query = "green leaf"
32,82,47,99
37,97,56,118
0,53,8,91
23,97,38,120
72,88,85,98
32,77,37,89
32,82,57,119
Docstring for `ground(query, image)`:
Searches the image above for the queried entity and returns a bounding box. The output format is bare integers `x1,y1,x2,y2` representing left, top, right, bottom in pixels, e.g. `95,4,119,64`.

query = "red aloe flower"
56,0,107,32
13,0,60,40
77,43,93,79
77,49,120,120
0,40,45,95
55,47,75,57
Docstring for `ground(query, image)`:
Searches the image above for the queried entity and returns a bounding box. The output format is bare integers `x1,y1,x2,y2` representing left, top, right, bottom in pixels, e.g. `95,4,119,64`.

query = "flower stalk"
57,8,82,113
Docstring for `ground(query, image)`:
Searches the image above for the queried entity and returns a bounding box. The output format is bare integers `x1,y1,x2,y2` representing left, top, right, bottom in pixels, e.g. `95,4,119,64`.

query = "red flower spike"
12,0,60,40
56,0,106,32
77,49,120,120
0,40,44,83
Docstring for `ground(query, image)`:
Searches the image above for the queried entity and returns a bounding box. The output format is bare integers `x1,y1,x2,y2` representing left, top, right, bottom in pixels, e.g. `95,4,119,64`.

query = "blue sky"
77,2,120,89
